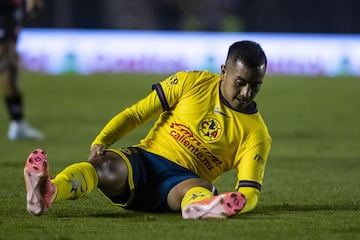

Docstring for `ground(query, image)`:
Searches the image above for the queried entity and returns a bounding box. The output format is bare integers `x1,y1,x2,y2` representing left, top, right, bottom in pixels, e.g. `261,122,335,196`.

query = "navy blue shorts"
106,147,200,212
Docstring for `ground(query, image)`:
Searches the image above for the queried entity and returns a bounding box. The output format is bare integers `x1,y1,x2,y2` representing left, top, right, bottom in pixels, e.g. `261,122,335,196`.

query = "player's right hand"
88,144,105,161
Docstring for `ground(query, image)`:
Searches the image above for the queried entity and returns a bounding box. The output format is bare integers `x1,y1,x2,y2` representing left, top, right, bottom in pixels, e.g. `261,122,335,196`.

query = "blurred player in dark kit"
0,0,44,140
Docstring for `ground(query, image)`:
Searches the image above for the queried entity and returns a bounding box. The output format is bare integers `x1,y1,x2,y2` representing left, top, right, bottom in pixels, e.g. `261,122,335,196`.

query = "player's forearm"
91,108,137,148
92,90,163,148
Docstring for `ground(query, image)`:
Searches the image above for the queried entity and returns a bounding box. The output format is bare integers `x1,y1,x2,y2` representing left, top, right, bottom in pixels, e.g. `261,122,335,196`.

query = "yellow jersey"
92,71,271,204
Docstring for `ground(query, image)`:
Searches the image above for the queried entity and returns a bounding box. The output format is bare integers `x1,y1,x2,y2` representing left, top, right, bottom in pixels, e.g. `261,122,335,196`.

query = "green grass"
0,72,359,240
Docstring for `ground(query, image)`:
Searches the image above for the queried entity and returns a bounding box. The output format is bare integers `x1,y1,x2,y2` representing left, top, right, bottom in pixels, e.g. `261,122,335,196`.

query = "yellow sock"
51,162,98,202
181,186,213,209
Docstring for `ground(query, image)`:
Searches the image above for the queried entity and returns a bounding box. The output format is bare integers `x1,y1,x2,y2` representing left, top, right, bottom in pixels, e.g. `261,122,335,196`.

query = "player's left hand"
88,144,106,161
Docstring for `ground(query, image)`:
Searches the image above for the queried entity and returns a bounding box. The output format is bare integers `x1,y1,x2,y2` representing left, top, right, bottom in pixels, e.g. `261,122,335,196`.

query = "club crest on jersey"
198,118,222,141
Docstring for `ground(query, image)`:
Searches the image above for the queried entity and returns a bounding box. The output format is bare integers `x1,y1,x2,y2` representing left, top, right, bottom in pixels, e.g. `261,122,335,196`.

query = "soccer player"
24,40,272,219
0,0,44,140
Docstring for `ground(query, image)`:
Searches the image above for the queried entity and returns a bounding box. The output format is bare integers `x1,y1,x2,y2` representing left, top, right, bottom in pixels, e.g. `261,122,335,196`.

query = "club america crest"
198,118,222,141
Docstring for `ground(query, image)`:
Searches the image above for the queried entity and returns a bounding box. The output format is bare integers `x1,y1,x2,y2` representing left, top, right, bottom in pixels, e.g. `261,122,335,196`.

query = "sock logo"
190,193,205,201
69,173,86,198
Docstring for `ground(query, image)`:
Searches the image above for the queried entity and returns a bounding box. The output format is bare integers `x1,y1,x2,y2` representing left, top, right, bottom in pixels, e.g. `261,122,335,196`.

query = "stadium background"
1,1,359,239
25,0,360,33
18,0,360,77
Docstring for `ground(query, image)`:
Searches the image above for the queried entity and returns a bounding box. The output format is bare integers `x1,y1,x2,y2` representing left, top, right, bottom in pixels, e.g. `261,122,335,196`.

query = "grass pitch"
0,72,359,240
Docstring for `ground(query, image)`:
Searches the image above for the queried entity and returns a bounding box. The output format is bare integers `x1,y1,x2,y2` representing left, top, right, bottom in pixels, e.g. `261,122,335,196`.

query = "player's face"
220,60,266,111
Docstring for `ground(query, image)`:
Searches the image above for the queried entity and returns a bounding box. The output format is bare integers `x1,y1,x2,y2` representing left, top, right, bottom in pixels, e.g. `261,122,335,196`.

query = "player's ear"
220,64,226,79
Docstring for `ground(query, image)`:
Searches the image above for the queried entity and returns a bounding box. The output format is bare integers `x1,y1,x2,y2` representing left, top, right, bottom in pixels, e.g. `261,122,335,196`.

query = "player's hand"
88,144,105,161
25,0,44,18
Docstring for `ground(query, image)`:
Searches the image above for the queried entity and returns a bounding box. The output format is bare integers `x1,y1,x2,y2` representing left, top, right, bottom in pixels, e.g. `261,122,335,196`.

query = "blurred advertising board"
18,29,360,76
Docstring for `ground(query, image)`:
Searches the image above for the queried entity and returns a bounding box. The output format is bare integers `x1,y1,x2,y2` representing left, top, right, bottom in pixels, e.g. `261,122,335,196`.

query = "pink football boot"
24,149,55,215
182,192,246,219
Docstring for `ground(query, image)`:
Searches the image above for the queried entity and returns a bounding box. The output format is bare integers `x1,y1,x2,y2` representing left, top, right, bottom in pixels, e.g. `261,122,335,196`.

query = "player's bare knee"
0,44,17,73
179,178,213,195
167,178,213,210
89,151,128,195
